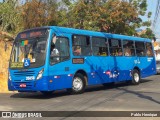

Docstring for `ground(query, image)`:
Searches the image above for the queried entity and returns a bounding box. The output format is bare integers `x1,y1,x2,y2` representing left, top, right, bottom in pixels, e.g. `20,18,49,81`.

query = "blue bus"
8,26,156,95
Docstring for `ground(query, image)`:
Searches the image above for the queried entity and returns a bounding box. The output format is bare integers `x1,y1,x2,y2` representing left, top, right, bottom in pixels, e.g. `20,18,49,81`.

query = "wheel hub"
134,73,139,82
73,77,83,91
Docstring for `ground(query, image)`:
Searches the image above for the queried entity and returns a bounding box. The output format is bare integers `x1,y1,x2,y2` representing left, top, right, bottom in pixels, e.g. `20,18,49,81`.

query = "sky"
149,0,160,41
140,0,159,40
0,0,159,40
141,0,157,22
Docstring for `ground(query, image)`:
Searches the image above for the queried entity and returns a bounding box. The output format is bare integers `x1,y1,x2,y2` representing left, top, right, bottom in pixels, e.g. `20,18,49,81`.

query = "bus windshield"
10,29,49,69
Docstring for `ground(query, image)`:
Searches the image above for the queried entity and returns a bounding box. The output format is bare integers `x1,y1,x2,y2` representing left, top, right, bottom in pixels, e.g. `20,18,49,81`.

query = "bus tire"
68,73,86,94
131,69,140,85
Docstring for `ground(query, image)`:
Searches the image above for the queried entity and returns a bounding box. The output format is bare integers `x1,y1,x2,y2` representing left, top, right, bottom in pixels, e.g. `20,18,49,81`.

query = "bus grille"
13,71,35,77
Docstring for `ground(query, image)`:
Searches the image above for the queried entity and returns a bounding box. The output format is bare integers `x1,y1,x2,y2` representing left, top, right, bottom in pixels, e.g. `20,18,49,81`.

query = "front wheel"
131,69,140,85
67,73,86,94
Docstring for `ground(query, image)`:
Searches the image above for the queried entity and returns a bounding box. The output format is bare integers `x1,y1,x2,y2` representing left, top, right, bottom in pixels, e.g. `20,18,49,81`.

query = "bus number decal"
134,60,140,64
26,76,35,80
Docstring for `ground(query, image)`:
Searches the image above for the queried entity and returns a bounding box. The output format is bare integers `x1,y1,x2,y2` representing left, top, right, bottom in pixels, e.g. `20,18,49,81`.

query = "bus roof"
50,26,151,42
20,26,151,42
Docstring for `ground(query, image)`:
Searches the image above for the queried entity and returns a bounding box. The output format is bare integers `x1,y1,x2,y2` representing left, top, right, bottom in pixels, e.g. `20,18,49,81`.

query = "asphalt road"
0,75,160,120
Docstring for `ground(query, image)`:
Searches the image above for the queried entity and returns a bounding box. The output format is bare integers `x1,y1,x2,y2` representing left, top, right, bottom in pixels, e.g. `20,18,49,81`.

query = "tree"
140,28,155,39
0,0,154,38
21,0,58,29
59,0,153,36
0,0,22,34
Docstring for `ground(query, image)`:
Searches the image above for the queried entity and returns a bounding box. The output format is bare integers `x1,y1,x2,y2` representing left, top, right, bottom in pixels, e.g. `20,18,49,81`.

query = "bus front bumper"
8,76,49,92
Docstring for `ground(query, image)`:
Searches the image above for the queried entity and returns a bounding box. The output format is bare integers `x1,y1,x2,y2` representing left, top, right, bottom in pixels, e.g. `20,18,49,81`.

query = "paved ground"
0,75,160,120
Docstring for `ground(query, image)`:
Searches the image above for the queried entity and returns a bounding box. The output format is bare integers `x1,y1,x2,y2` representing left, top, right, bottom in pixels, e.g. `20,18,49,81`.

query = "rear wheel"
67,73,86,94
131,69,140,85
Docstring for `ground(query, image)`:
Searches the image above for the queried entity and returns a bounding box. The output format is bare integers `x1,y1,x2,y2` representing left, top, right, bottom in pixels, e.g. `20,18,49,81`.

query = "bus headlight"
8,72,11,81
36,68,44,80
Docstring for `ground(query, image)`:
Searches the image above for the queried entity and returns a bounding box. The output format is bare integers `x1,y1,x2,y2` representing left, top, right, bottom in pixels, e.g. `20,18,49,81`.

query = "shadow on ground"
10,79,153,99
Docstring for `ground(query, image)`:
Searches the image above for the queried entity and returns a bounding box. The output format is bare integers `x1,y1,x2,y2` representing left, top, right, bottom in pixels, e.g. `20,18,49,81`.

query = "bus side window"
109,39,122,56
146,42,154,57
123,40,135,56
72,35,91,56
135,41,146,56
92,37,108,56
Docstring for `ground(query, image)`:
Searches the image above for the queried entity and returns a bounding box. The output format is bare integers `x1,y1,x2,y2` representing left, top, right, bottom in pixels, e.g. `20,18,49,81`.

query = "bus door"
48,32,71,90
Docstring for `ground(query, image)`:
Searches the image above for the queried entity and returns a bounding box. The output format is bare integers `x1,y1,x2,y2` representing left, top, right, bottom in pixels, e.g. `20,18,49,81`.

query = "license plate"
20,84,26,88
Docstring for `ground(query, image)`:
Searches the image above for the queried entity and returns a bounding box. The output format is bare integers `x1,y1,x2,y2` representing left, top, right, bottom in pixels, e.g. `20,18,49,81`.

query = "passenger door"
48,32,72,90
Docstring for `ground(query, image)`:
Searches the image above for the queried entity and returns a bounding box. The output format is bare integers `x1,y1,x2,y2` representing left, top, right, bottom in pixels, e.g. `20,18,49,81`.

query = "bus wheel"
131,69,140,85
68,73,86,94
41,91,53,96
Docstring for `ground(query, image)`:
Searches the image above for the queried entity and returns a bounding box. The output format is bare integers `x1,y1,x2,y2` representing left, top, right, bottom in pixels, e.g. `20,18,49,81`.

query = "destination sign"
18,29,48,39
10,62,24,68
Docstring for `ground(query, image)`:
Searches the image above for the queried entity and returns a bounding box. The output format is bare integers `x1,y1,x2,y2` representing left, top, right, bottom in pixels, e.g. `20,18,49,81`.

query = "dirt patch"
0,40,13,93
0,75,8,93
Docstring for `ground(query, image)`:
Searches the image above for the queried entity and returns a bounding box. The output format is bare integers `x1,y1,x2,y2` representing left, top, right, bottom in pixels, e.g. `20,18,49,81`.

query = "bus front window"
10,29,49,69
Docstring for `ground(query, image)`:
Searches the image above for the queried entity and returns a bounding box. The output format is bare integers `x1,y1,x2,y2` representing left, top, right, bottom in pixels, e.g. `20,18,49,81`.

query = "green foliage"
140,28,155,39
0,0,155,38
58,0,152,36
148,12,152,18
21,0,58,29
0,0,23,34
142,21,151,27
